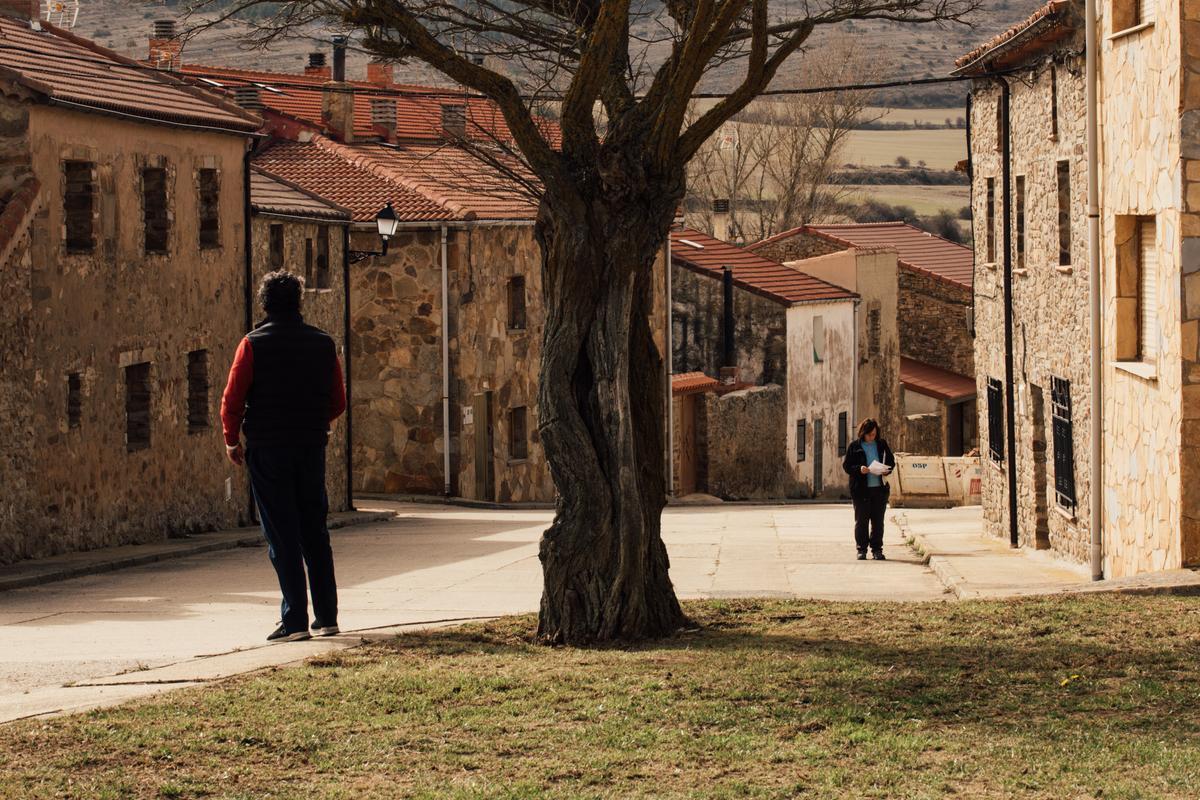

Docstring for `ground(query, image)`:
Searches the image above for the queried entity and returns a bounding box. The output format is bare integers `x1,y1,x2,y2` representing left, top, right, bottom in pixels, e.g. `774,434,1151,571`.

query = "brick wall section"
250,215,350,512
898,269,974,376
671,262,789,386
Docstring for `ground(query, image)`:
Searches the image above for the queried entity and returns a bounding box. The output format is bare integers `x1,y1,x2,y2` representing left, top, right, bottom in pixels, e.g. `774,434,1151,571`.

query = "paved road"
0,502,944,722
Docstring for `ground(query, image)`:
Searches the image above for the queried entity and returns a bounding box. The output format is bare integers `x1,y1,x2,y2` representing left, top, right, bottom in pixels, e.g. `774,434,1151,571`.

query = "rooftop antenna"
42,0,81,29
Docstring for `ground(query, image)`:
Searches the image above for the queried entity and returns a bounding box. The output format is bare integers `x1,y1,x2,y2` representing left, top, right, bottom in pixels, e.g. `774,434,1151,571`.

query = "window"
142,167,169,254
509,406,528,460
1051,377,1076,509
1015,175,1026,270
316,226,330,289
187,350,209,433
508,276,527,330
125,362,152,452
986,177,996,263
796,419,806,462
441,103,467,138
837,412,848,456
1049,66,1059,140
987,377,1004,463
269,224,284,269
304,238,314,287
63,160,95,253
67,373,82,429
1138,219,1158,360
1113,0,1153,32
812,315,825,363
1057,161,1071,266
198,168,220,248
867,306,881,357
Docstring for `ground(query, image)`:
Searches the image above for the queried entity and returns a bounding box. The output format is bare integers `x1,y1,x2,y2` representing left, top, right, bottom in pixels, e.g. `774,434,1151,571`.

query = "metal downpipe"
997,78,1020,549
1086,0,1104,580
441,226,452,498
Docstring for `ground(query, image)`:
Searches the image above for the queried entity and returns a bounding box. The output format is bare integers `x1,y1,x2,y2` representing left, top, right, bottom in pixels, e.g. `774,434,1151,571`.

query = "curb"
0,510,394,593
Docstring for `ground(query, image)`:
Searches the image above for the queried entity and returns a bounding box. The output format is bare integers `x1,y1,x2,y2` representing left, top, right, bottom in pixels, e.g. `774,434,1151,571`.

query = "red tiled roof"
253,139,453,223
900,357,976,402
953,0,1077,74
672,372,720,396
798,222,973,291
250,168,351,221
671,228,856,306
0,18,259,132
179,63,560,146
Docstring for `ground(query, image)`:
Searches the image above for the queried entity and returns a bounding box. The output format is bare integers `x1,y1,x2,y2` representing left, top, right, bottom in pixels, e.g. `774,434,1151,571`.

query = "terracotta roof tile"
900,357,976,402
0,18,259,132
250,169,351,221
953,0,1077,74
671,372,721,396
798,222,973,291
671,228,856,306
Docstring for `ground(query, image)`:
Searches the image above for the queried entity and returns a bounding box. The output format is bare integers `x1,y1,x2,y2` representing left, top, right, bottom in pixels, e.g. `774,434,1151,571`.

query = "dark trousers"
852,486,888,553
247,444,338,633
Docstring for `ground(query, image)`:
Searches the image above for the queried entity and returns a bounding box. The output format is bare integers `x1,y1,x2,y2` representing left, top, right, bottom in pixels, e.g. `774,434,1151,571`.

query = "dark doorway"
947,402,965,456
473,391,495,502
1030,384,1051,549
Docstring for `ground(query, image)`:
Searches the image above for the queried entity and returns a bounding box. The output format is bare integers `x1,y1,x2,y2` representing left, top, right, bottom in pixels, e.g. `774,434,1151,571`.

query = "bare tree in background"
687,36,884,242
202,0,976,645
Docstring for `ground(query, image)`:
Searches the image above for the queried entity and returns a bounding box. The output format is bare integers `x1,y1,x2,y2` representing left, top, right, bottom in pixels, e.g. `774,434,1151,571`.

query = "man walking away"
221,271,346,642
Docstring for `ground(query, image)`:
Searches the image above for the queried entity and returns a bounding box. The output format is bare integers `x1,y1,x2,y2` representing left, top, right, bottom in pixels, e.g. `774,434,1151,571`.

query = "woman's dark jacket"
842,438,896,500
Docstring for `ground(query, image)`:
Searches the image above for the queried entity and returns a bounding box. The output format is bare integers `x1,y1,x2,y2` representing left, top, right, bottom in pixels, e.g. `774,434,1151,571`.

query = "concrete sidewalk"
894,506,1200,598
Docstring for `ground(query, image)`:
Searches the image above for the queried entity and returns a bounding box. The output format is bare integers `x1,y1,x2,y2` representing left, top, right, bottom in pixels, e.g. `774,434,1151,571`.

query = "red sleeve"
329,356,347,423
220,338,254,447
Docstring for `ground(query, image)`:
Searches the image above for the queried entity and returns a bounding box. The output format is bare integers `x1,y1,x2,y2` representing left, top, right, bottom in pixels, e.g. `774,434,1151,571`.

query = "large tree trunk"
534,192,688,645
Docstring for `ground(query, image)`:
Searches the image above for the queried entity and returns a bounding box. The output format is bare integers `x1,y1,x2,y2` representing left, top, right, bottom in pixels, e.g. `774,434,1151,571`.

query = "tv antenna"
42,1,81,29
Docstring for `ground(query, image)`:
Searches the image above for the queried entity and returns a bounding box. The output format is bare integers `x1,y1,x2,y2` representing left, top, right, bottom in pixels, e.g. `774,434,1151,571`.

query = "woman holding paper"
842,419,896,560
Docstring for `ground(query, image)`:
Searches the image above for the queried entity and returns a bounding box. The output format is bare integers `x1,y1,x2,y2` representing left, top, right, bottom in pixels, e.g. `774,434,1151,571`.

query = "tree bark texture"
534,180,688,645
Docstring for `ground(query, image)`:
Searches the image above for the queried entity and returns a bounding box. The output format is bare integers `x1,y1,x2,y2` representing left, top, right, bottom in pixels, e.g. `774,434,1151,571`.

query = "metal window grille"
198,168,220,248
796,419,806,462
987,377,1004,463
125,363,152,452
187,350,209,433
1050,377,1076,509
63,160,95,253
837,412,848,456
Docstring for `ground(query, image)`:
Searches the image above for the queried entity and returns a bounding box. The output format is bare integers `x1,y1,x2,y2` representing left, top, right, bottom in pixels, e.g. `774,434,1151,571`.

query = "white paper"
867,460,891,476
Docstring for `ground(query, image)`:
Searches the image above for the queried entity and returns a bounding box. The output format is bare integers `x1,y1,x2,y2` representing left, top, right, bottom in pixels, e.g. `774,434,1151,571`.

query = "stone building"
0,3,261,564
249,168,353,512
752,222,976,455
958,0,1200,577
669,227,862,497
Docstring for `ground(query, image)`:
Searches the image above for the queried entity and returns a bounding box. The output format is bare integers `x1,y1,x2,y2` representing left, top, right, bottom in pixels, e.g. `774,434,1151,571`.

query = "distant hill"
67,0,1046,108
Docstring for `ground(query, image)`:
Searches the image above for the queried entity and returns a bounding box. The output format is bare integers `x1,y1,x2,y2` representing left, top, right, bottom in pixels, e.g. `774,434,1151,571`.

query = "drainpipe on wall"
996,77,1020,549
342,224,354,512
1086,0,1104,580
665,234,674,496
441,226,452,498
966,93,977,338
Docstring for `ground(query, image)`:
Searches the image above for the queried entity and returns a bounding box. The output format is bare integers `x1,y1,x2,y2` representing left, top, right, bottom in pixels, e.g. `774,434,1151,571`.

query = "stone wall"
15,105,251,562
671,261,788,386
753,232,840,265
904,412,944,457
250,215,350,512
0,81,32,204
703,385,792,499
900,269,974,377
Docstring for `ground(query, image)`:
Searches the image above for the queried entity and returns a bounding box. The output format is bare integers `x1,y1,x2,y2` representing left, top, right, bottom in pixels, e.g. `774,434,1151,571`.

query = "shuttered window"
987,377,1004,463
1139,219,1158,360
796,420,806,462
1051,377,1076,509
837,412,848,456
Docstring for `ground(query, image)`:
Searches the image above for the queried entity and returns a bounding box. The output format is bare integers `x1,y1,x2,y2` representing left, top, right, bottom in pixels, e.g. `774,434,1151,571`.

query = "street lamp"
349,202,400,263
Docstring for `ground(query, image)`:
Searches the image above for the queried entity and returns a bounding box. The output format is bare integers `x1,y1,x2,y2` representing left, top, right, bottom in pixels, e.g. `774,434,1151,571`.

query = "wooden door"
472,391,495,502
677,396,698,496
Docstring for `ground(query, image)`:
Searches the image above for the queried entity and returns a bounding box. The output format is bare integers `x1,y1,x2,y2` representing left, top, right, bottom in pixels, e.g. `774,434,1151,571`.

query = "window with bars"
1015,175,1026,269
187,350,209,433
1057,161,1071,266
63,160,95,253
198,168,220,249
67,373,82,429
986,177,996,263
1050,376,1076,509
125,363,152,452
142,167,169,254
796,419,806,462
987,377,1004,463
269,224,284,269
508,276,527,330
837,412,848,456
316,226,331,289
304,238,314,287
509,406,528,460
1049,66,1059,140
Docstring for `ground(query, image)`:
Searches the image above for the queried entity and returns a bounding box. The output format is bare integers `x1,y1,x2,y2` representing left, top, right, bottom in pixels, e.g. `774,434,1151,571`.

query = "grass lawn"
4,596,1200,799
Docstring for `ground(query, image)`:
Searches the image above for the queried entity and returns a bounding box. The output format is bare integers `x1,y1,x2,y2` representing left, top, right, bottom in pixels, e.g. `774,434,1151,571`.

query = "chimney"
367,60,394,86
148,19,182,70
0,1,39,20
332,36,347,82
305,52,331,80
720,265,739,385
711,198,731,242
370,98,397,140
441,102,467,140
234,85,264,111
322,82,356,143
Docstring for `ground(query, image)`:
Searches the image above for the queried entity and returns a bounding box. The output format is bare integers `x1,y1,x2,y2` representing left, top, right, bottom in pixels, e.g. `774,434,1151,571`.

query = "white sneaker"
311,623,340,637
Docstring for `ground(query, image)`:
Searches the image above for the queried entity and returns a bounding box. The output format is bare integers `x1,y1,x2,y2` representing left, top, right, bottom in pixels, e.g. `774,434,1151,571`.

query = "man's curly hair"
258,270,303,315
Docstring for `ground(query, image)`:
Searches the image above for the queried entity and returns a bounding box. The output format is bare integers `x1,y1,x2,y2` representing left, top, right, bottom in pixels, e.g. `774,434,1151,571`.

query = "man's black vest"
243,312,336,447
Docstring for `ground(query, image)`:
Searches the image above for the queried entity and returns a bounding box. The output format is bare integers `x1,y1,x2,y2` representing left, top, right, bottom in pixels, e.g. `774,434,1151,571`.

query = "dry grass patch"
3,596,1200,799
